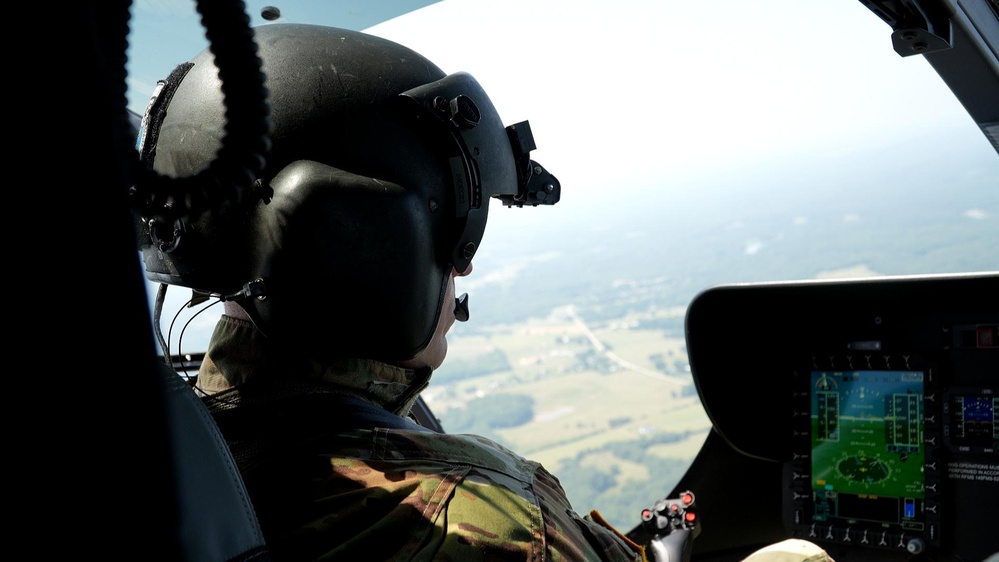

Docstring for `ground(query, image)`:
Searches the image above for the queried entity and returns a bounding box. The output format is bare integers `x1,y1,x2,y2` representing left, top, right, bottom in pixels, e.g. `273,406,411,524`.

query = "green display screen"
810,370,925,530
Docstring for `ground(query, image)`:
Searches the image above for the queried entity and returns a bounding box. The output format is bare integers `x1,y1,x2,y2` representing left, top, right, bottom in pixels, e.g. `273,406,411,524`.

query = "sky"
126,0,998,355
128,0,986,186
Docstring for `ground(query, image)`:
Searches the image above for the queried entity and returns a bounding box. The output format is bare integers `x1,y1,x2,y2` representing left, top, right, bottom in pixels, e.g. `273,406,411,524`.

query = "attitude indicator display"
810,369,925,532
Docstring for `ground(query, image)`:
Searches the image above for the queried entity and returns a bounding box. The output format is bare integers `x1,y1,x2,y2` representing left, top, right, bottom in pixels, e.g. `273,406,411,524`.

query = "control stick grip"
640,491,700,562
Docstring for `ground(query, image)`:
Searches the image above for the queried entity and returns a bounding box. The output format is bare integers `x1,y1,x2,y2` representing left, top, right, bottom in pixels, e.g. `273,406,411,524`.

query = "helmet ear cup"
245,160,449,362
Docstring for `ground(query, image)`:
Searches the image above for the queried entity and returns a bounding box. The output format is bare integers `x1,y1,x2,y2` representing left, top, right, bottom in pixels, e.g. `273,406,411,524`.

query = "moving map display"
810,370,925,531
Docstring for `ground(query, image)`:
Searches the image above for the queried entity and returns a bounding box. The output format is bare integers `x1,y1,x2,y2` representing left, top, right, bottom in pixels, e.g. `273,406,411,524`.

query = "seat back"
157,362,271,562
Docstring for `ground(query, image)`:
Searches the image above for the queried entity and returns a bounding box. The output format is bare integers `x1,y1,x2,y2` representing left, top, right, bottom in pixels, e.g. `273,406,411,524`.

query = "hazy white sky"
128,0,995,354
372,1,974,191
129,0,979,201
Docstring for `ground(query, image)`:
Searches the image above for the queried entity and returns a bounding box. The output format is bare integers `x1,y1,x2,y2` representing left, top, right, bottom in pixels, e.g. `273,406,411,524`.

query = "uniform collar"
197,314,432,416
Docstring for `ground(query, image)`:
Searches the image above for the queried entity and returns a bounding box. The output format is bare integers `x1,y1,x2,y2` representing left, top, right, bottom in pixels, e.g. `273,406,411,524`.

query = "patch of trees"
439,393,535,436
609,417,631,429
552,431,694,530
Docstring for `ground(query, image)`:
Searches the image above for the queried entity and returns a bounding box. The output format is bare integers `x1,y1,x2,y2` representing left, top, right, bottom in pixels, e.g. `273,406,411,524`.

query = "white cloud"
744,239,763,255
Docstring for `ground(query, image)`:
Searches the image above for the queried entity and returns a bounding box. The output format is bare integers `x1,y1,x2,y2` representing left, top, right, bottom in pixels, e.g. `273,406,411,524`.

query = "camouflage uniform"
198,314,646,561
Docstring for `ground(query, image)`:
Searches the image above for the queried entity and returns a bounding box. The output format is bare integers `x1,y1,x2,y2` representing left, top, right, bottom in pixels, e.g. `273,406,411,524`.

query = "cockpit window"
130,0,998,531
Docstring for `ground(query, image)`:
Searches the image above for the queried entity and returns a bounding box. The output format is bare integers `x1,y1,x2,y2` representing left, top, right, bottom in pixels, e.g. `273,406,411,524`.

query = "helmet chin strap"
454,293,469,322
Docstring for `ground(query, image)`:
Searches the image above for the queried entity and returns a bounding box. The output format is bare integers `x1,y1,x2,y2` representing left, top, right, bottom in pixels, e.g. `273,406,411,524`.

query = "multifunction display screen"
810,370,925,532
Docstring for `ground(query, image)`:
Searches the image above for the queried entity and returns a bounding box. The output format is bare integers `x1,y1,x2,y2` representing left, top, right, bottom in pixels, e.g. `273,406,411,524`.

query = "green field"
428,305,711,530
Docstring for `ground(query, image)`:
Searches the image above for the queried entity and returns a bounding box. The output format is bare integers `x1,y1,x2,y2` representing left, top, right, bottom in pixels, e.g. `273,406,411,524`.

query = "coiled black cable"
130,0,271,225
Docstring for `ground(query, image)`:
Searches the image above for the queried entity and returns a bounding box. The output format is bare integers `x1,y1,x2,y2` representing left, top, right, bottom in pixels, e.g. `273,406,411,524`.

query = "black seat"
157,362,271,561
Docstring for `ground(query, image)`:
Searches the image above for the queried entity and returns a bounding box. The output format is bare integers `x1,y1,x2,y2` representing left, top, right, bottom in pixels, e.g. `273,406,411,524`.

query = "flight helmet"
135,23,559,362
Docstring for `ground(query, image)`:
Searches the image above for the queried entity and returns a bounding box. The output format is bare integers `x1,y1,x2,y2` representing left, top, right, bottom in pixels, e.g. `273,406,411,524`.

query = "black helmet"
135,23,559,362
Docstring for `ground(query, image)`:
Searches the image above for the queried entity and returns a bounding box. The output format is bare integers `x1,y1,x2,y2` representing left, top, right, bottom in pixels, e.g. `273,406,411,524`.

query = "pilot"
135,22,833,562
135,22,645,561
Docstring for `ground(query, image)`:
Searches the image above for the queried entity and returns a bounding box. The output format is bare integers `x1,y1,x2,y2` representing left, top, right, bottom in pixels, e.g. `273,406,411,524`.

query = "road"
564,305,689,387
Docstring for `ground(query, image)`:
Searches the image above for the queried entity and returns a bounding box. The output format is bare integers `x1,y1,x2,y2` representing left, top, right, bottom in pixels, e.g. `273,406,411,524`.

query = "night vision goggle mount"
401,72,560,273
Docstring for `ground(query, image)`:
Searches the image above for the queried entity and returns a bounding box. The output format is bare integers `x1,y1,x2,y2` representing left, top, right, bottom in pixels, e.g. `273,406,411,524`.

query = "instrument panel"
685,272,997,561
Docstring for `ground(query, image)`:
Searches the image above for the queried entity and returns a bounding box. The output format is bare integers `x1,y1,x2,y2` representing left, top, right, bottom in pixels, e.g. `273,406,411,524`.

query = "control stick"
640,490,700,562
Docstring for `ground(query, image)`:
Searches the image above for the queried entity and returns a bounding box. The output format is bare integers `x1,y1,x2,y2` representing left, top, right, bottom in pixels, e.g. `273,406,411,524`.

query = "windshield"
128,0,998,531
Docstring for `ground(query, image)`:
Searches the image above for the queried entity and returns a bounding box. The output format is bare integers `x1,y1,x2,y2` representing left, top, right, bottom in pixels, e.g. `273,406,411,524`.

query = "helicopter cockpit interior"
47,0,997,560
